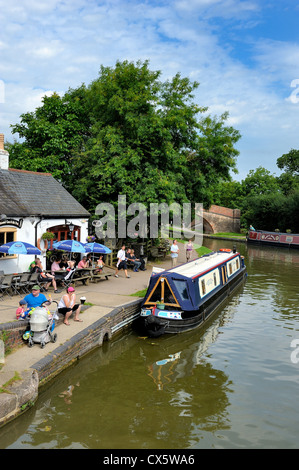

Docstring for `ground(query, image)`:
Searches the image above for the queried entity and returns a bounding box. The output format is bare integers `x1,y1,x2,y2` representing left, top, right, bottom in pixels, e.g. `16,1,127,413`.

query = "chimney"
0,133,9,170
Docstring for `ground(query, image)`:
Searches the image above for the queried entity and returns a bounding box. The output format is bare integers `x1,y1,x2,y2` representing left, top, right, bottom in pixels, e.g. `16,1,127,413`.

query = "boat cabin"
142,250,244,317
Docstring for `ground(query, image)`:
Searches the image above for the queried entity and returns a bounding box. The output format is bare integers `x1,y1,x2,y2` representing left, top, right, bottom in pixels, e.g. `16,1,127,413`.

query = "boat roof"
166,251,238,279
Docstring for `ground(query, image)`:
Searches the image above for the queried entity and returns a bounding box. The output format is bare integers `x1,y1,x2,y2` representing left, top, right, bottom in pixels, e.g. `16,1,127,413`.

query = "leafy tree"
212,179,244,208
185,112,241,207
276,149,299,196
241,166,280,197
8,60,241,218
9,87,89,190
241,193,288,231
277,149,299,175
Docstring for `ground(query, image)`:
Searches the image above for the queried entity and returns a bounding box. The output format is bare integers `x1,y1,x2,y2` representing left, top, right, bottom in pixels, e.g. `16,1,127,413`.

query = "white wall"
0,217,89,274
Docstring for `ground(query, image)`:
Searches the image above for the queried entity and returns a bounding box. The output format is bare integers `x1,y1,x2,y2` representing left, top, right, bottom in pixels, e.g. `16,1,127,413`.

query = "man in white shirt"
170,240,179,267
115,245,130,278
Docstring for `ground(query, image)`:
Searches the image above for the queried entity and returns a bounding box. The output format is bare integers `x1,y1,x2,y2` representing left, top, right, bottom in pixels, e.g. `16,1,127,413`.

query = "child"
16,300,28,320
96,255,105,272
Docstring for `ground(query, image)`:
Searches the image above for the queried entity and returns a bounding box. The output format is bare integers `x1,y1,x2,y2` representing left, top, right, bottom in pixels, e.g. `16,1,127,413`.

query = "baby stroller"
24,301,58,349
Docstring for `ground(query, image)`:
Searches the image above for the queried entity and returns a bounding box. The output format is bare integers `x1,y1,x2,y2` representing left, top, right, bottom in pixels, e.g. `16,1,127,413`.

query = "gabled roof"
0,168,90,218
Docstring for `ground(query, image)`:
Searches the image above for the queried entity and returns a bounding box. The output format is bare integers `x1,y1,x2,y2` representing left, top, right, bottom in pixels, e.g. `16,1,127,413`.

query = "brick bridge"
191,204,240,234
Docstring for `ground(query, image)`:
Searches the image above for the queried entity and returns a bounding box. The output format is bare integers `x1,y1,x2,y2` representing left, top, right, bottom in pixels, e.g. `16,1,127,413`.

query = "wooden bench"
72,269,92,286
91,271,112,282
91,267,113,282
149,247,165,260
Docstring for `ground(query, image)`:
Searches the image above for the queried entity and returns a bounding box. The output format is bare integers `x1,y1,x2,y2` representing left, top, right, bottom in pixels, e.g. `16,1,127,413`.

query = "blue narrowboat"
139,249,247,337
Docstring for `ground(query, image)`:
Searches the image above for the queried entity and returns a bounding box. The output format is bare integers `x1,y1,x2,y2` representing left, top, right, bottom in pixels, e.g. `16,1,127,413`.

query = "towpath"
0,243,195,387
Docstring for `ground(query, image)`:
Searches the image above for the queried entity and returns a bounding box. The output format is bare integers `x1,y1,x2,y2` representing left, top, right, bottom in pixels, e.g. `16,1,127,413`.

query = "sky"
0,0,299,181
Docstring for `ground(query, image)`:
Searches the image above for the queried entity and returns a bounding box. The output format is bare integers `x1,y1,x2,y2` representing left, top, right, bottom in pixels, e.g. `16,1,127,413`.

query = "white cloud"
0,0,298,180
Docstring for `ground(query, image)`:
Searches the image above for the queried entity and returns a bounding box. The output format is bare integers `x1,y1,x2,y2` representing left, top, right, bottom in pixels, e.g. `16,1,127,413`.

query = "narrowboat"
247,229,299,249
139,249,247,337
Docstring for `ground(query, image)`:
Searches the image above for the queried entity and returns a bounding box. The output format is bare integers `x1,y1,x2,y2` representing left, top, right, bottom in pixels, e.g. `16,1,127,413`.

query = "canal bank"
1,250,186,427
0,237,241,428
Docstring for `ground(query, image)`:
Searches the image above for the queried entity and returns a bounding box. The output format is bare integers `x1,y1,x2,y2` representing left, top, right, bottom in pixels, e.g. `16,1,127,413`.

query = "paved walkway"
0,244,196,387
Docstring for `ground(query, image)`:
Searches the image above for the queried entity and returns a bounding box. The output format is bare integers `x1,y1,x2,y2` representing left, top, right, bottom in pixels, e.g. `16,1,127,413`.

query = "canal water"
1,239,299,449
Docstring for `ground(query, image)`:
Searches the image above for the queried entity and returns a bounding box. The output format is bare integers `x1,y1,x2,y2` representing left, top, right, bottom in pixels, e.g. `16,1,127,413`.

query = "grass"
212,232,246,238
131,289,148,298
195,246,213,257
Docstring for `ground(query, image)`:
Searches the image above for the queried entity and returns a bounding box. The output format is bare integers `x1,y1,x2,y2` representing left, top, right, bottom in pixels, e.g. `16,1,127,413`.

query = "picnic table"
89,266,113,282
50,268,92,286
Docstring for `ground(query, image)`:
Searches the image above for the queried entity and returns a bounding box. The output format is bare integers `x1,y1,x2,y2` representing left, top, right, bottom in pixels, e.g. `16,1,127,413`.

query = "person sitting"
51,257,68,286
22,285,51,316
51,257,62,275
130,249,146,271
96,255,105,272
86,253,93,267
67,260,75,270
58,286,82,325
32,259,61,293
16,299,27,320
57,260,76,284
127,249,141,272
125,248,135,270
77,256,88,269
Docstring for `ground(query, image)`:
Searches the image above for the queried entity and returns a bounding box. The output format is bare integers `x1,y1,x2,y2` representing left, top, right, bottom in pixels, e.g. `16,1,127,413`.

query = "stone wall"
203,205,241,234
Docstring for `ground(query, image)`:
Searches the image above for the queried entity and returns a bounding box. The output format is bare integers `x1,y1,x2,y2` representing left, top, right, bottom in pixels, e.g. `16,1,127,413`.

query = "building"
0,134,90,273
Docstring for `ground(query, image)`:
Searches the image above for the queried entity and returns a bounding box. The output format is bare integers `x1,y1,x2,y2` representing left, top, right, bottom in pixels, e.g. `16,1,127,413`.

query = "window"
145,277,180,307
47,224,81,242
199,269,220,297
0,228,17,258
227,257,240,277
173,280,189,301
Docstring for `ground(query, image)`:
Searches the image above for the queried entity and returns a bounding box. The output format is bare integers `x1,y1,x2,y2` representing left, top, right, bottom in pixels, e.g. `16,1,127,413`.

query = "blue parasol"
52,240,87,253
0,241,41,255
84,242,112,254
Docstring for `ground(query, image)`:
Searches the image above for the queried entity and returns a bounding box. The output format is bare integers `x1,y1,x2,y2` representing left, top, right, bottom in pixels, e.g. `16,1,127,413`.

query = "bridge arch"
202,205,240,234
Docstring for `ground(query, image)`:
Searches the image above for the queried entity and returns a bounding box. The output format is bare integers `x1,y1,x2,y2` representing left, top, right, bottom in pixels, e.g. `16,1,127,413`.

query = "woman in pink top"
77,256,88,269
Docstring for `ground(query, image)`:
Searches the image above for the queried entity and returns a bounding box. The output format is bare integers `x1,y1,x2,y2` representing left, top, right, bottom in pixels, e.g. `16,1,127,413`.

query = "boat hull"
247,230,299,249
138,267,247,337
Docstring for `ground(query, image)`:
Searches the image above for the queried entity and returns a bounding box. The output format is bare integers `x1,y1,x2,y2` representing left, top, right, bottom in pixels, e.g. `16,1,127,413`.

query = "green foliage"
9,87,89,191
8,60,241,218
277,149,299,175
241,190,299,232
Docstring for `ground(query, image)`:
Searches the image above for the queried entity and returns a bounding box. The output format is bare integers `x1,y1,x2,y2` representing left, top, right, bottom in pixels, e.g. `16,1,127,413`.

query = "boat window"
213,272,217,286
164,281,177,303
227,257,240,277
148,282,162,303
201,280,206,295
173,280,189,301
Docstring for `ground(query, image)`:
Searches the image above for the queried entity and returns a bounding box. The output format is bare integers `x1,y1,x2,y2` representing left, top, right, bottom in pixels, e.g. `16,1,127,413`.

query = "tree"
277,149,299,175
240,167,280,197
9,87,89,191
8,60,241,217
185,112,241,207
276,149,299,196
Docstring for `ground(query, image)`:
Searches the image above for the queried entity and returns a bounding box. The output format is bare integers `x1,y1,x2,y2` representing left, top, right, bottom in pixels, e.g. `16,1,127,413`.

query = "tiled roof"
0,168,90,217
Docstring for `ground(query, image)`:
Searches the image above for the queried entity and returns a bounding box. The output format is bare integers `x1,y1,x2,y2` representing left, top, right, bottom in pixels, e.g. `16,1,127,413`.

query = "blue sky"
0,0,298,180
